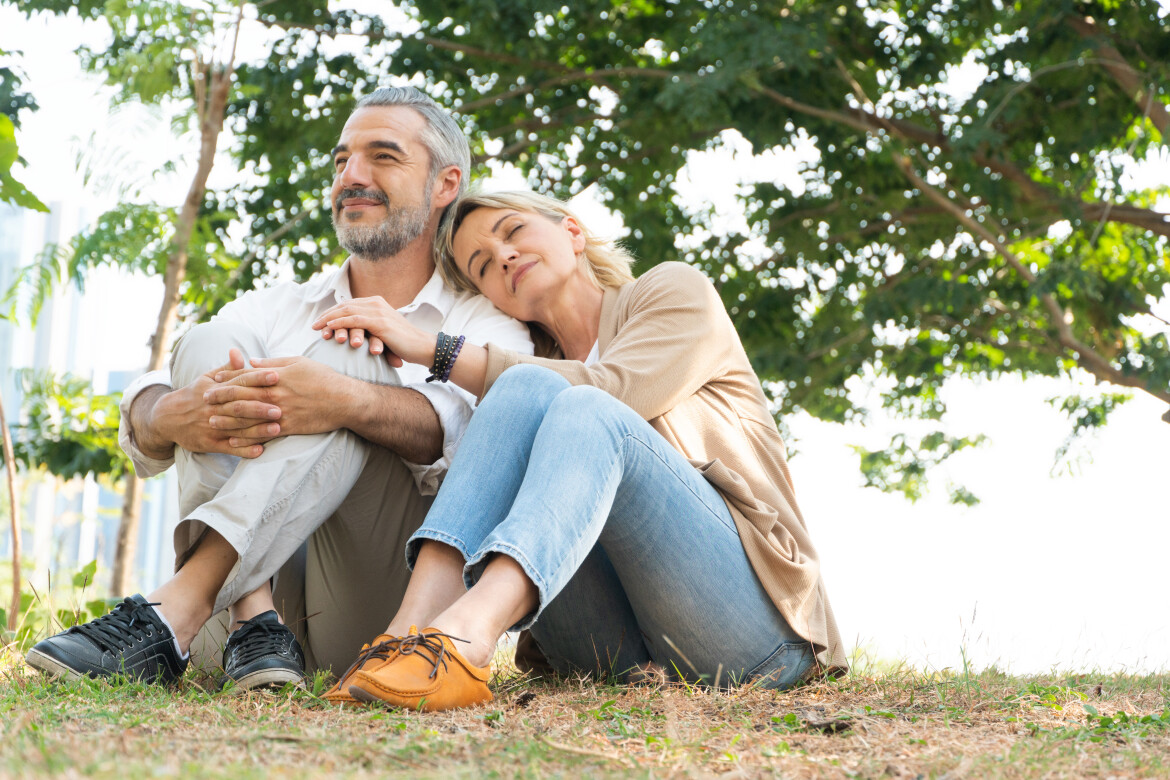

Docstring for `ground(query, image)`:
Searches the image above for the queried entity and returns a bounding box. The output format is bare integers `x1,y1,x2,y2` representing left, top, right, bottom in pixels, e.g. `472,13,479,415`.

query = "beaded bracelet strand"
440,335,466,382
426,331,465,383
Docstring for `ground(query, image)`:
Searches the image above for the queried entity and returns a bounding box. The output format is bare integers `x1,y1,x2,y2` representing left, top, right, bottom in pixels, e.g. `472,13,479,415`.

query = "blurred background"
0,0,1166,674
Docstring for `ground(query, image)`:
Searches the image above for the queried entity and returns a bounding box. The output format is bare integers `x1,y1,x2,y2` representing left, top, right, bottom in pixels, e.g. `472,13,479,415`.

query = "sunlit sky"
2,5,1168,674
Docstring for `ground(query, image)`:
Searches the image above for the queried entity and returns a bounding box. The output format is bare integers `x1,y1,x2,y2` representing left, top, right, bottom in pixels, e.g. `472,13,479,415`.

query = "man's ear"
431,165,462,210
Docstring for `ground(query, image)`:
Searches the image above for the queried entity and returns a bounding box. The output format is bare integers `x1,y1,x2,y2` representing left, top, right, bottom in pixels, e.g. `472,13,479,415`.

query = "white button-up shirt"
118,259,533,494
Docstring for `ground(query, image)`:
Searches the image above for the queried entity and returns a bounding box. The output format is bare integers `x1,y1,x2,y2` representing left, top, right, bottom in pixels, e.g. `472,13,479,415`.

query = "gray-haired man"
26,88,532,688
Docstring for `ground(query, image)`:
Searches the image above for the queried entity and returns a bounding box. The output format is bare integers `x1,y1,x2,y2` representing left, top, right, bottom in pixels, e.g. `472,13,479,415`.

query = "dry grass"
0,643,1167,779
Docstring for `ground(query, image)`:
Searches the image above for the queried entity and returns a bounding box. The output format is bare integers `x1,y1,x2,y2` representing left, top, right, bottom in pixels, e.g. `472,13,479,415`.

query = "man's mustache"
334,188,389,211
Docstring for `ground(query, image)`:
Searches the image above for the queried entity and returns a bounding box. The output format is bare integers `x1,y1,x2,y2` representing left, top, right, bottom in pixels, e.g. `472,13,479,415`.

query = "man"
25,87,532,688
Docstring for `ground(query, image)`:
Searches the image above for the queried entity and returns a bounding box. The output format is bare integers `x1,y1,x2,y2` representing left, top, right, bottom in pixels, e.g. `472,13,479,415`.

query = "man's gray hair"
355,87,470,197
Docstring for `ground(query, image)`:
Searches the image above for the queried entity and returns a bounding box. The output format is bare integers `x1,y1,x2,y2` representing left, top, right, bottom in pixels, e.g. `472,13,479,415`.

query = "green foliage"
0,53,46,212
1046,391,1132,474
1081,706,1170,740
0,559,113,648
215,0,1169,498
2,370,128,483
853,431,987,503
3,200,244,328
9,0,1168,501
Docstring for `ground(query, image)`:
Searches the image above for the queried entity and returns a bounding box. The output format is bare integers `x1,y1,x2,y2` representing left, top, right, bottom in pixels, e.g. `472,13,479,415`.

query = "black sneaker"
25,594,188,684
221,610,306,691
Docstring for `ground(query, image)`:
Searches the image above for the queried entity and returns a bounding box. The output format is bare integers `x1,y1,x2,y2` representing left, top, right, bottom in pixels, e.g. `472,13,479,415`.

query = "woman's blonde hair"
436,189,636,294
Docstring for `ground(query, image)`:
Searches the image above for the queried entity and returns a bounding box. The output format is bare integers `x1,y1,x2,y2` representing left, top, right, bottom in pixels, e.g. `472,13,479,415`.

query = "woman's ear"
561,216,586,253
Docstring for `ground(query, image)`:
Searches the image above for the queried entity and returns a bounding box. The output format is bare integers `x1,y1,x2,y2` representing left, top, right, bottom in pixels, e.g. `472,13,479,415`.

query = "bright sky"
2,5,1168,675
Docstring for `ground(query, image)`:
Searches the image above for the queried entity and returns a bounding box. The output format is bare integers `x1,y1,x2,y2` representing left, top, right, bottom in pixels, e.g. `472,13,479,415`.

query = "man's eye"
334,157,347,169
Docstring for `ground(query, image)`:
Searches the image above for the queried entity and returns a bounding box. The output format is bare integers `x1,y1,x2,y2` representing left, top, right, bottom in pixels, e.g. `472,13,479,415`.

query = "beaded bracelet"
441,335,466,382
426,331,466,383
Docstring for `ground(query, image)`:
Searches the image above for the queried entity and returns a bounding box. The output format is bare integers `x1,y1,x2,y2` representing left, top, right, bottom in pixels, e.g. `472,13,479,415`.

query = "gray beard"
332,193,431,260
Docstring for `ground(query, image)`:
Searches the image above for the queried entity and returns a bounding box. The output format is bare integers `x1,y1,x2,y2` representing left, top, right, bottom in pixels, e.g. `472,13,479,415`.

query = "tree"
234,0,1168,499
0,50,46,629
9,0,251,592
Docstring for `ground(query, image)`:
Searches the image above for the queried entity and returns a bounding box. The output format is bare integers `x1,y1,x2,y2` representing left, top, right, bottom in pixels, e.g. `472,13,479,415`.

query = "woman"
310,191,846,711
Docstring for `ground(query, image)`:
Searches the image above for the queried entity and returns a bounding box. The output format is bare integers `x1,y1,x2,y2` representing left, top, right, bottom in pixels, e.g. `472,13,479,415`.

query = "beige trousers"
171,320,432,675
190,447,429,675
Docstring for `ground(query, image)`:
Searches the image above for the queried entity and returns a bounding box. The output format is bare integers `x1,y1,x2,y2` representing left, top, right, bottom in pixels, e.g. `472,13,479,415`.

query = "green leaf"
0,114,47,212
72,559,99,589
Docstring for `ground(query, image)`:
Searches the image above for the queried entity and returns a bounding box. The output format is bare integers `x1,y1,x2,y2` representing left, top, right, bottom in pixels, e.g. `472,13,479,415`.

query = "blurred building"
0,202,178,595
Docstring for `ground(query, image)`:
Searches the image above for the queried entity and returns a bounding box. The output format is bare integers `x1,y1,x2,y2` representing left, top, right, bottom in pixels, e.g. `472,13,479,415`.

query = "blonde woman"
310,191,845,711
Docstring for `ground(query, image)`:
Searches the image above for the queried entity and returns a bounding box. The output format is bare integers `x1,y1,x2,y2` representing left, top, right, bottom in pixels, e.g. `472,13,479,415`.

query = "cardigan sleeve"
481,262,737,421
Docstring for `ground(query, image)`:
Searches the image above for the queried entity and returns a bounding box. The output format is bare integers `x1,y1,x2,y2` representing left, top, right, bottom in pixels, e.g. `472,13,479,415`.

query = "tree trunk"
109,11,244,595
110,474,143,597
0,391,21,630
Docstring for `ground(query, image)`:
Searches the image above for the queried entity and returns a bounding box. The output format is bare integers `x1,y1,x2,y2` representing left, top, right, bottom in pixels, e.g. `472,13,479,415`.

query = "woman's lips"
511,261,536,292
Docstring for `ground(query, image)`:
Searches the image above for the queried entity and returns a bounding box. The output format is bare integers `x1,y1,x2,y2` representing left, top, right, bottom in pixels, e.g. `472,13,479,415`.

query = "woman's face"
451,207,586,320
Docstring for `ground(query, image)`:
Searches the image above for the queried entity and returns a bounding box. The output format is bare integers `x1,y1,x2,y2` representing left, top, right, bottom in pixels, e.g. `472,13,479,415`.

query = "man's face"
330,106,435,260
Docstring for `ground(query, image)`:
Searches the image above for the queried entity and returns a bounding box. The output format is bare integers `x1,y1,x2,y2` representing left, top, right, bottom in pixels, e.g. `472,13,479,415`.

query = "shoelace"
335,637,402,686
69,597,163,654
397,630,470,680
227,616,296,666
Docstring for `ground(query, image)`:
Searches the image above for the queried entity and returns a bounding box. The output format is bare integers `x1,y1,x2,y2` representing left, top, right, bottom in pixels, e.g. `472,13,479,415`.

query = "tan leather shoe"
322,634,401,706
348,626,492,712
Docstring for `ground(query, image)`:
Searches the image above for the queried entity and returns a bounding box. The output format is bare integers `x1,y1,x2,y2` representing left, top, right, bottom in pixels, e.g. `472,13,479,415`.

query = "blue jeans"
407,364,814,689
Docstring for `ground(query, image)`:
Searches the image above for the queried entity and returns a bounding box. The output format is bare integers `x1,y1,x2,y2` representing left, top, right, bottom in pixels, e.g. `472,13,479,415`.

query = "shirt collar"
304,256,456,316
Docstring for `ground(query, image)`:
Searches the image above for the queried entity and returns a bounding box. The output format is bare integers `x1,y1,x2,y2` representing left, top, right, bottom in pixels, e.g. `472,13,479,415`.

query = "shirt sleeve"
480,263,736,420
117,368,176,478
401,297,534,494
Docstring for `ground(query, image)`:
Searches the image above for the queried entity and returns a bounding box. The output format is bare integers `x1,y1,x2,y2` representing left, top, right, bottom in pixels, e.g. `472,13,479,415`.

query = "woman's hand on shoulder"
312,297,434,368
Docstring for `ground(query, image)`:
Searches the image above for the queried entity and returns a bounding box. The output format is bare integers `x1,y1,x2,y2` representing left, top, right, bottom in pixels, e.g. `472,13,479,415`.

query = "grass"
0,642,1167,779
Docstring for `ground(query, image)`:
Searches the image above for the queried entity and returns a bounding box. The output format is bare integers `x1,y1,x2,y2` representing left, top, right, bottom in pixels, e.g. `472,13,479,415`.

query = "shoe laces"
69,597,163,654
227,616,294,666
336,637,401,686
398,630,470,680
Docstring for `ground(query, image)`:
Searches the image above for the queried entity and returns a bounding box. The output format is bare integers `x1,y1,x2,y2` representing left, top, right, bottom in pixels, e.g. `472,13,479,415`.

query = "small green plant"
0,559,115,649
1081,706,1170,741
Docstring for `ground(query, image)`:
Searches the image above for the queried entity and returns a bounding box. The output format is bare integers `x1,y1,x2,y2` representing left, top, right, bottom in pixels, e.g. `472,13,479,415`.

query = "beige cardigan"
482,262,847,672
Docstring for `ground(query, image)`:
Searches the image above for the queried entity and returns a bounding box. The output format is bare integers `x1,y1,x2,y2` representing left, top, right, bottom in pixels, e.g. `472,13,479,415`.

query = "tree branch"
1067,14,1169,135
187,207,314,324
894,153,1170,408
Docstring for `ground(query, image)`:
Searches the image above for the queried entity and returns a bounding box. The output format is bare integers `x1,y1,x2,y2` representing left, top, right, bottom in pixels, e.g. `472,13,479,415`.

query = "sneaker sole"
229,667,306,692
25,648,85,681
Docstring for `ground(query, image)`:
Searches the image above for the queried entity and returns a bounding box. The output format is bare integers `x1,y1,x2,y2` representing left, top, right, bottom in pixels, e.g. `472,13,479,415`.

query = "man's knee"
171,321,267,387
302,337,401,386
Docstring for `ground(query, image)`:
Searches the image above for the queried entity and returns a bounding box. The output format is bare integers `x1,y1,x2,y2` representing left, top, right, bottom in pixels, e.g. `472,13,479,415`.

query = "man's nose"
339,154,372,188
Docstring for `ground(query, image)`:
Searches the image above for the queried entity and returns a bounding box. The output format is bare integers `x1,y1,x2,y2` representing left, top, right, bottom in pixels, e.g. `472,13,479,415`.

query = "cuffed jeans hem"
175,515,249,615
404,528,476,572
463,541,549,632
